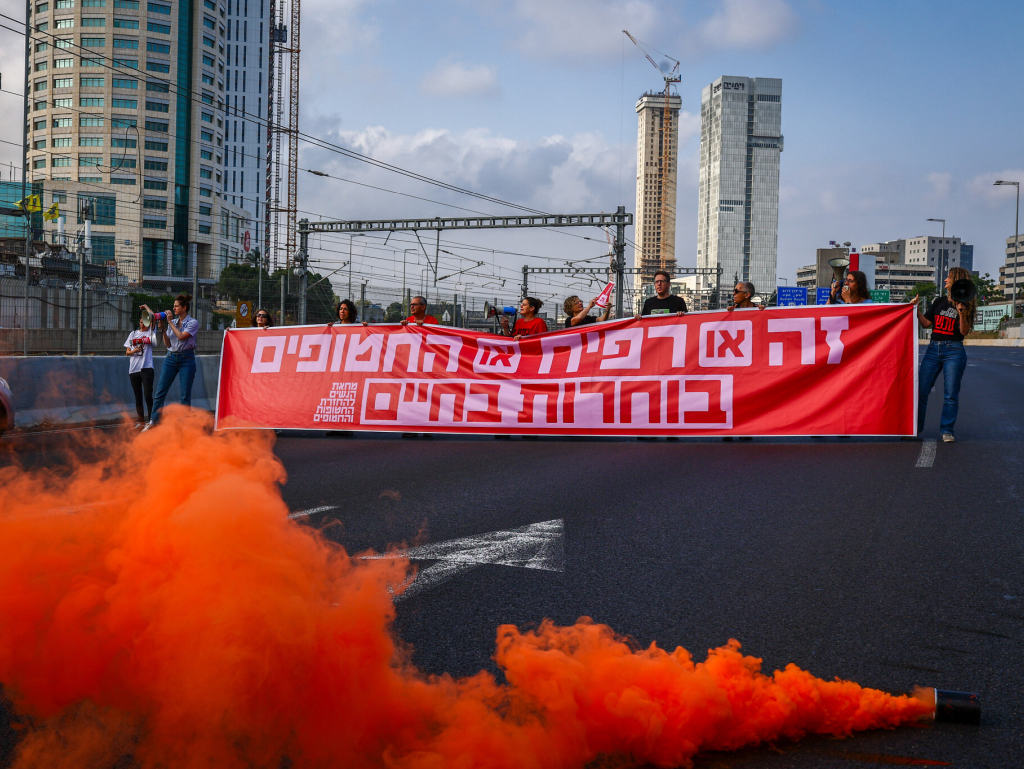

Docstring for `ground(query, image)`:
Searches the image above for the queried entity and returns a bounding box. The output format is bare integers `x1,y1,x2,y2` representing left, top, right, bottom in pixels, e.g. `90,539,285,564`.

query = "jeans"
918,340,966,435
151,350,197,423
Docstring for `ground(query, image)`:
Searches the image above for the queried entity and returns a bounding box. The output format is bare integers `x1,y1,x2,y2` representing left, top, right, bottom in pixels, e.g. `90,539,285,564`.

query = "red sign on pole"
242,231,251,253
215,305,917,437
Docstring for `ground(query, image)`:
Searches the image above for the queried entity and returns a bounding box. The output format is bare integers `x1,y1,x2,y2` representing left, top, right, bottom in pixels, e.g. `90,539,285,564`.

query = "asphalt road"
2,346,1022,768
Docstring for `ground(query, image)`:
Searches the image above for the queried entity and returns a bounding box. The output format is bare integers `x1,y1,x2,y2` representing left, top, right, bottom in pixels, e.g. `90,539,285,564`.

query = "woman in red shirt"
501,297,548,339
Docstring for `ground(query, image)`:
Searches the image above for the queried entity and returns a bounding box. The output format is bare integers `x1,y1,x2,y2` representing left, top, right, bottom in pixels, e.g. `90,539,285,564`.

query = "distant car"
38,277,64,288
0,377,13,436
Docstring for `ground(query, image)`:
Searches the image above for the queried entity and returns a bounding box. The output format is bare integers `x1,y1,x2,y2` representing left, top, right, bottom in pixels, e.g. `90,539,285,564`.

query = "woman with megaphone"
912,267,977,443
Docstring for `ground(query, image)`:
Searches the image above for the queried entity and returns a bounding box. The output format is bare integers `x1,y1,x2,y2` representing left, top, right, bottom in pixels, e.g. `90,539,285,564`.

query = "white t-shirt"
124,328,157,374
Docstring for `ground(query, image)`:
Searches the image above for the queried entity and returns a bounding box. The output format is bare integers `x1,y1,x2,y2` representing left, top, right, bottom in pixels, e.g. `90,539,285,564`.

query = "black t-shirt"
641,294,687,315
564,314,598,329
925,296,964,342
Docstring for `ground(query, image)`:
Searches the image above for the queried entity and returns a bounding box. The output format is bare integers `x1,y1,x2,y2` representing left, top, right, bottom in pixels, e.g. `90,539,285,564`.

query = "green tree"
972,272,1000,304
216,263,267,302
384,302,404,322
907,281,937,306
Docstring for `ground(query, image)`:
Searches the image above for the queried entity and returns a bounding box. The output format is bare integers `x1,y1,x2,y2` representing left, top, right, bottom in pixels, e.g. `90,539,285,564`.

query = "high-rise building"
23,0,264,291
697,76,782,304
633,91,681,298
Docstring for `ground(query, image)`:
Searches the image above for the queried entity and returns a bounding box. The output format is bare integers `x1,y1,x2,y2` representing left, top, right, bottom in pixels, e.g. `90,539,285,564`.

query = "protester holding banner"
563,294,611,327
123,313,157,427
141,294,198,430
501,297,548,338
255,309,273,328
831,270,871,304
641,270,687,316
402,296,439,325
329,300,361,326
914,266,976,443
728,281,765,311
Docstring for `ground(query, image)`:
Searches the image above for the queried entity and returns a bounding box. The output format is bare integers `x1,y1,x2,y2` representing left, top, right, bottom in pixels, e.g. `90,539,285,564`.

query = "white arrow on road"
362,518,564,601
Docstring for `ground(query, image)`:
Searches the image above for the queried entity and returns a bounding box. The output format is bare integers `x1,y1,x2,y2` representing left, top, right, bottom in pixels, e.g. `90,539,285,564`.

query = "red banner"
215,305,917,437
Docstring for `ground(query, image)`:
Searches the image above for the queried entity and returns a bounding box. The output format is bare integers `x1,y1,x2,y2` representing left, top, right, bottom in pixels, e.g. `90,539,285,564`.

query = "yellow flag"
16,195,42,213
43,201,60,221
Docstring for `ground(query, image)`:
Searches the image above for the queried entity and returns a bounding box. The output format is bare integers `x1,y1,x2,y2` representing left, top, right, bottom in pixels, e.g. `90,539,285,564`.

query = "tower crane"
623,30,681,274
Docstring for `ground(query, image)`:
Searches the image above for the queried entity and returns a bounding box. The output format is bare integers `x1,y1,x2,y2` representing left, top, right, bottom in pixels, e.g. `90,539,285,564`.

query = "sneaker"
141,421,155,432
941,432,955,443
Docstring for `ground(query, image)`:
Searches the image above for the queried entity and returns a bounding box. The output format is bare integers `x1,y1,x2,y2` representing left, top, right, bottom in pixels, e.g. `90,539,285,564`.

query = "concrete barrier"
0,353,220,430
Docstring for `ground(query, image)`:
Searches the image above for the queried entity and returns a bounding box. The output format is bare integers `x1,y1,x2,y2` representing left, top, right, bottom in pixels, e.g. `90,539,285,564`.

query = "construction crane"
623,30,681,276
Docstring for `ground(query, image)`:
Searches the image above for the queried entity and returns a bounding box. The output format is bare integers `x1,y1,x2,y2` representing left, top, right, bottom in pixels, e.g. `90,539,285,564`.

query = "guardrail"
0,353,220,430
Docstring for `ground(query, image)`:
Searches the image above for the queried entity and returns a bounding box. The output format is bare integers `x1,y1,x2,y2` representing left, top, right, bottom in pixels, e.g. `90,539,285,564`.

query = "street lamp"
994,180,1020,316
926,217,947,295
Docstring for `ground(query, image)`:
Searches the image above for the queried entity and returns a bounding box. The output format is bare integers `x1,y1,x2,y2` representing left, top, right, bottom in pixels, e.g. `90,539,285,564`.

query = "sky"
2,0,1022,307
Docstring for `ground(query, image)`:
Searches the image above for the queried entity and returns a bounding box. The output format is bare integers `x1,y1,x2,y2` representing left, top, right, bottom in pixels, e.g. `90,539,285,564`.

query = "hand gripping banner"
215,304,918,437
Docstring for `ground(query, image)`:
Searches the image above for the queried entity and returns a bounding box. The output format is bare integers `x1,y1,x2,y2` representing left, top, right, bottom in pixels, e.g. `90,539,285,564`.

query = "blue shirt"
165,313,198,352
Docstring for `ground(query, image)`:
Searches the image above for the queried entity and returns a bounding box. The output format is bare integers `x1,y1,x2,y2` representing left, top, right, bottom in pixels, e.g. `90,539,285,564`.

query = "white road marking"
363,518,564,600
288,505,337,520
915,440,937,468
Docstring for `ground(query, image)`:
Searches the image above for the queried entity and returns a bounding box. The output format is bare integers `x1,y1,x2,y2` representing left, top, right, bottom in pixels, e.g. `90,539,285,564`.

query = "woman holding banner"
913,266,976,443
563,294,611,327
501,297,547,339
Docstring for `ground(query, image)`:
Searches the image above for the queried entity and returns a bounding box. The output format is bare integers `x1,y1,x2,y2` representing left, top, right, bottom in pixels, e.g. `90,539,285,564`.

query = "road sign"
869,289,891,303
816,287,832,305
776,286,808,307
242,230,251,253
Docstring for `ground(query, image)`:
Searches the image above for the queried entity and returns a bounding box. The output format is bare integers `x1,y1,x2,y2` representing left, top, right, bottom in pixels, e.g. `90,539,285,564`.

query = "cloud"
510,0,660,60
926,171,952,199
967,170,1024,204
698,0,798,48
420,61,499,98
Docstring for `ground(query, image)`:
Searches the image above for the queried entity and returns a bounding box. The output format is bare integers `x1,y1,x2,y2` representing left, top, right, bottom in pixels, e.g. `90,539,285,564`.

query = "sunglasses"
256,313,269,318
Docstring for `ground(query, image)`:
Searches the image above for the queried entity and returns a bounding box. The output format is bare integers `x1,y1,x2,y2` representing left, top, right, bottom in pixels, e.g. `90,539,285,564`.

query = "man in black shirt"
640,269,687,316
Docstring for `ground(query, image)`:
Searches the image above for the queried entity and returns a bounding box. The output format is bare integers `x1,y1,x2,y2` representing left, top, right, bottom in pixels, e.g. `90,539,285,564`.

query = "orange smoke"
0,407,931,769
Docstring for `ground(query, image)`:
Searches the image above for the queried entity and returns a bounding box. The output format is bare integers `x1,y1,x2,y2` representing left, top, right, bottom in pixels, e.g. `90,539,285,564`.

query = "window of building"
33,118,47,130
52,191,67,202
110,117,136,127
202,53,214,66
111,157,136,169
53,97,73,107
78,176,102,183
199,168,212,179
112,57,139,67
79,116,104,126
36,42,51,53
35,61,48,71
147,41,170,53
144,119,168,132
81,36,105,46
111,98,137,108
147,1,170,12
111,77,137,88
36,2,49,11
36,21,49,31
81,16,105,25
113,37,139,48
200,129,213,142
79,136,103,145
146,60,170,72
54,0,74,7
33,139,47,150
143,179,167,190
79,155,102,167
80,76,104,86
143,218,167,229
200,111,212,123
202,35,215,47
144,139,167,151
34,79,47,91
110,176,136,185
203,15,215,28
52,157,72,166
199,204,211,215
199,187,211,197
145,80,169,92
80,97,105,107
201,73,214,85
111,136,136,147
113,0,138,7
53,116,73,127
143,159,167,171
54,17,73,27
54,57,74,67
82,0,106,5
143,197,166,209
53,137,72,147
112,17,138,27
55,37,74,48
199,149,212,160
147,21,170,33
198,223,211,234
81,57,105,66
145,100,169,112
33,158,47,169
